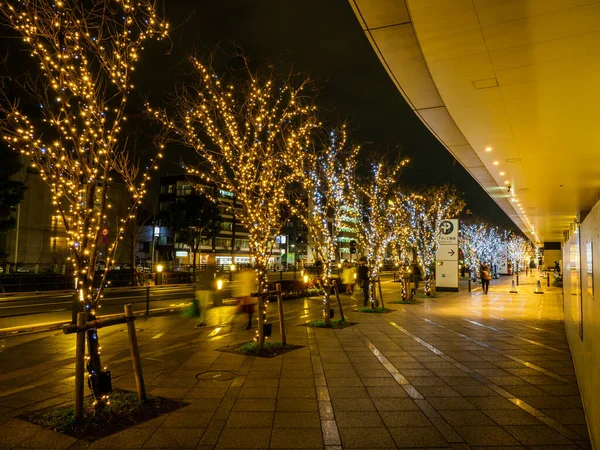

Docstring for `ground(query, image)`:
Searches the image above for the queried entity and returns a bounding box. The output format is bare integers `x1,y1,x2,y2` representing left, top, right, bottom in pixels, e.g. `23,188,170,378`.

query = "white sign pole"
435,219,459,292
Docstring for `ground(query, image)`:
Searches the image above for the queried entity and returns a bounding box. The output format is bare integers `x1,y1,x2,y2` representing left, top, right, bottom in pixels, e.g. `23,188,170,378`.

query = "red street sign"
101,228,109,236
101,236,109,245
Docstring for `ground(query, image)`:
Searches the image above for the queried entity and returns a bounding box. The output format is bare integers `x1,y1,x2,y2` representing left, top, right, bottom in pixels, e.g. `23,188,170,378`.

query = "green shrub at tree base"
358,307,392,313
234,341,295,357
307,318,353,329
23,391,184,440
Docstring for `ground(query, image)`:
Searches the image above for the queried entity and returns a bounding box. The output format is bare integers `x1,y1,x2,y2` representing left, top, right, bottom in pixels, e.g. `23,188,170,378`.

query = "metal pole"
468,278,471,292
547,273,550,287
74,312,86,421
516,273,519,286
276,284,286,345
145,286,150,316
13,203,20,266
125,304,146,401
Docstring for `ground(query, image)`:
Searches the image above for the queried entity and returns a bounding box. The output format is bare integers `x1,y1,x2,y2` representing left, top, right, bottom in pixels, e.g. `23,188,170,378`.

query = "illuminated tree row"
397,185,465,295
293,125,356,325
148,56,319,345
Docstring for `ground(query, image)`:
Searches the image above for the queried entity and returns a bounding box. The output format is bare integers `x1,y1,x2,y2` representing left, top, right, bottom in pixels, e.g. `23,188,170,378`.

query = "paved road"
0,272,400,332
0,285,195,331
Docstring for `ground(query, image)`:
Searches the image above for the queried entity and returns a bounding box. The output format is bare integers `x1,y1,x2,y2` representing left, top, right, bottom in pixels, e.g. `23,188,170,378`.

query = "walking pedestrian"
341,260,356,294
357,257,370,306
481,263,492,294
234,269,257,330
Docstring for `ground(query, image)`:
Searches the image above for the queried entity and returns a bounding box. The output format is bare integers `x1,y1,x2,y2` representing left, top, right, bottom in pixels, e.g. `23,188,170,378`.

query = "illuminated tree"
388,194,412,271
149,55,318,345
344,153,408,305
400,185,465,295
294,125,357,325
506,233,533,273
459,219,503,279
0,0,168,403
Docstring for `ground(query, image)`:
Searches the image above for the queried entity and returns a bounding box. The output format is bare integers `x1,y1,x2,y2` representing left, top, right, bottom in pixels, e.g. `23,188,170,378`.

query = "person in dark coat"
480,263,492,294
356,257,370,306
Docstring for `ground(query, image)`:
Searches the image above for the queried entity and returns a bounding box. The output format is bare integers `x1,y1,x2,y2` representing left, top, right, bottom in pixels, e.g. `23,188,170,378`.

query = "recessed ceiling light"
499,171,505,176
485,147,492,152
493,161,499,165
504,181,510,184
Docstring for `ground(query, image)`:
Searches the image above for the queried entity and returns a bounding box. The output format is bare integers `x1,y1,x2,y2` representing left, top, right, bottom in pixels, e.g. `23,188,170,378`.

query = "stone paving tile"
277,377,314,387
519,395,574,409
407,376,448,386
161,410,214,428
451,385,499,397
484,408,547,427
89,428,155,448
504,425,576,446
232,398,276,412
215,427,271,449
388,426,450,448
366,385,409,398
338,427,396,448
225,411,274,428
270,428,323,448
331,398,376,412
277,387,317,399
360,377,401,387
13,427,77,449
372,397,420,412
378,411,433,428
276,398,319,412
142,427,204,448
419,385,462,397
335,411,384,428
237,386,279,399
426,397,477,410
273,411,321,428
328,386,369,399
454,425,521,446
325,377,363,387
438,409,497,426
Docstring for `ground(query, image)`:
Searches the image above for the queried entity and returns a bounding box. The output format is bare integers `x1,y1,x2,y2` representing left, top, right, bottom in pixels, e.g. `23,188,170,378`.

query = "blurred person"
234,268,258,330
341,260,356,294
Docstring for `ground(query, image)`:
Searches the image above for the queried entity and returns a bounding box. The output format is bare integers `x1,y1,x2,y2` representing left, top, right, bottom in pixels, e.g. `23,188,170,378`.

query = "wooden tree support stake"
125,304,146,401
276,284,286,345
332,280,345,322
378,278,385,308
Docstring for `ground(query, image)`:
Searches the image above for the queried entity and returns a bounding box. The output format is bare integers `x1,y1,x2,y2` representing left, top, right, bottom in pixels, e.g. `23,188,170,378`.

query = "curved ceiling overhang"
349,0,600,244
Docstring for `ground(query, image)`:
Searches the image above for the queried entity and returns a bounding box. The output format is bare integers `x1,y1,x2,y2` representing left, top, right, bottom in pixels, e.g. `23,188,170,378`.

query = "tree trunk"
131,229,136,287
80,274,104,405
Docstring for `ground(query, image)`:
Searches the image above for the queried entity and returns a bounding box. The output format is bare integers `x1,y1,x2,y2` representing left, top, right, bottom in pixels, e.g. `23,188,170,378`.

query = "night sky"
2,0,515,229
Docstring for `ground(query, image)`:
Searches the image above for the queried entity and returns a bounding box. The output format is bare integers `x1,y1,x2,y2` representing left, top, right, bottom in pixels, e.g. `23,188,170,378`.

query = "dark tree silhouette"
0,146,27,232
166,190,221,281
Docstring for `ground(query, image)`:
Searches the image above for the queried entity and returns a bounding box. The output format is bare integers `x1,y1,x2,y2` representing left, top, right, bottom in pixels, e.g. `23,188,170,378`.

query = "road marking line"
462,318,568,353
422,318,575,385
387,320,581,442
150,331,167,340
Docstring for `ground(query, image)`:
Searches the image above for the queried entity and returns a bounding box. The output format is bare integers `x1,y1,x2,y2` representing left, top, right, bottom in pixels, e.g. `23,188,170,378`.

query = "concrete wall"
563,200,600,447
544,249,562,272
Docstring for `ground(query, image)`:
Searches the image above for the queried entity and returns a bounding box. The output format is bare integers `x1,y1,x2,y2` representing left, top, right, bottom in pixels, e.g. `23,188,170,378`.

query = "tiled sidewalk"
0,275,592,449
